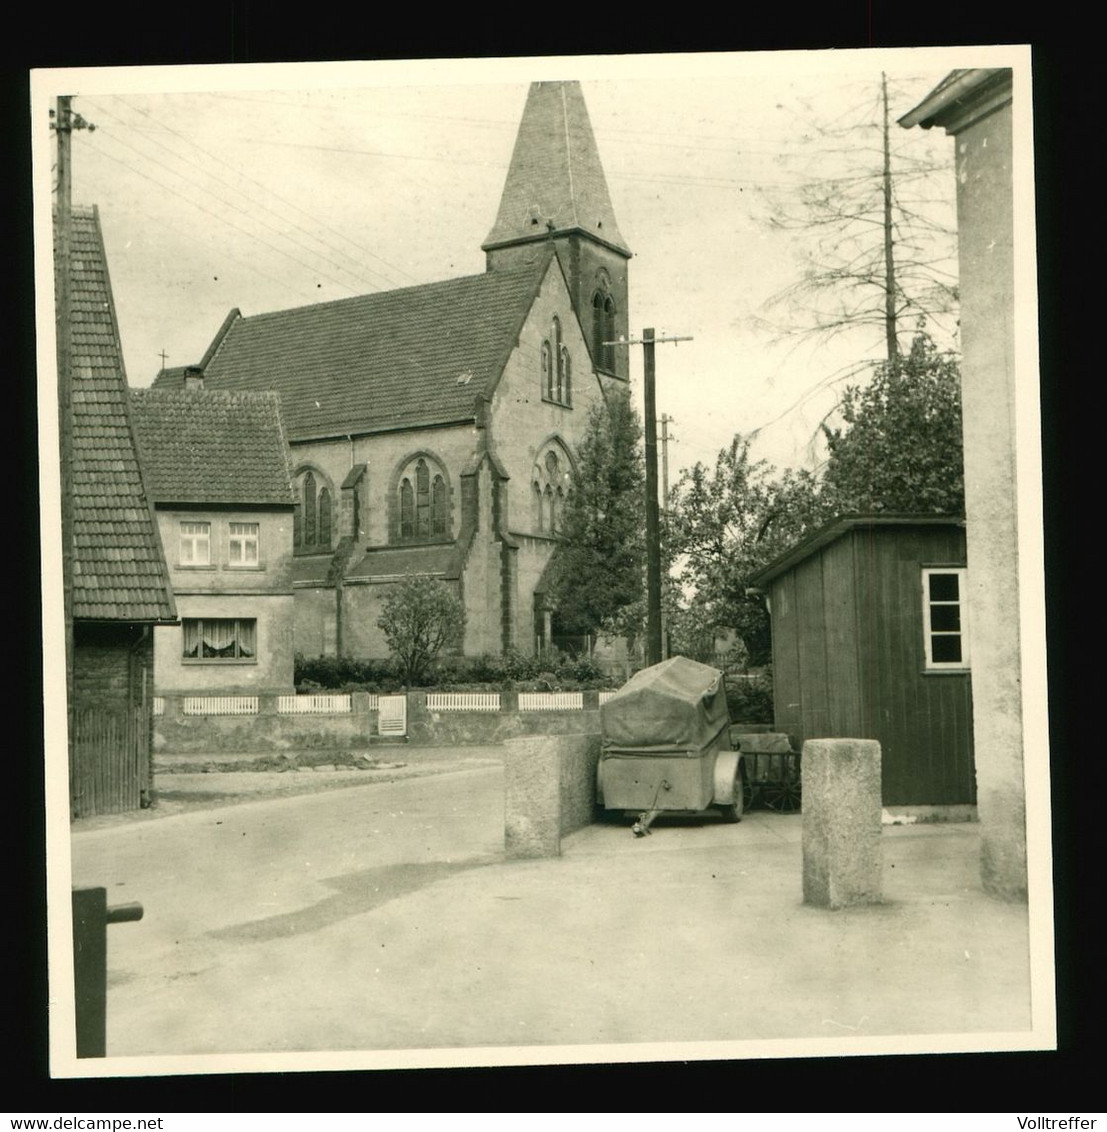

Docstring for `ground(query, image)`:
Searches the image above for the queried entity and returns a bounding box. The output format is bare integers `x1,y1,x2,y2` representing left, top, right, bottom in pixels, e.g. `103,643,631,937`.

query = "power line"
82,103,404,296
104,95,421,290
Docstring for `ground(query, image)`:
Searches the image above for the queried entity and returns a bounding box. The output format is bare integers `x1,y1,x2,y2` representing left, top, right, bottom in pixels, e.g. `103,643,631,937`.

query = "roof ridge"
231,260,545,326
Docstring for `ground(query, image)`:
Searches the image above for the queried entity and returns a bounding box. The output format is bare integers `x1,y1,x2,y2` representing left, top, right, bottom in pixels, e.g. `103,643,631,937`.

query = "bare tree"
756,73,959,366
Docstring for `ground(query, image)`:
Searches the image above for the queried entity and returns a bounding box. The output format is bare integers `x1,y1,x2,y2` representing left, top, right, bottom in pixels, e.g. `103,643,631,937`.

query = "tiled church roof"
130,388,294,506
155,257,552,443
62,206,176,622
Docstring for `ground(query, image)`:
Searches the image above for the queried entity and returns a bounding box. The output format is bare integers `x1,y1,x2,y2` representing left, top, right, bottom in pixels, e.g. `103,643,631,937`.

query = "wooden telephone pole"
608,329,692,667
53,96,94,729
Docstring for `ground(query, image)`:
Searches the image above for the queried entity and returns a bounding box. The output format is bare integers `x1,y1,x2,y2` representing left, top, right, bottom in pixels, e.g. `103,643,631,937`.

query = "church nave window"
397,456,451,543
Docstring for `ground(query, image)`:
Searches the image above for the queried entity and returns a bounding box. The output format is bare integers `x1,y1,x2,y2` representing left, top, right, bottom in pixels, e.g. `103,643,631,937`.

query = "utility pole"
54,96,75,729
53,96,94,744
660,413,673,659
881,72,898,363
608,329,692,667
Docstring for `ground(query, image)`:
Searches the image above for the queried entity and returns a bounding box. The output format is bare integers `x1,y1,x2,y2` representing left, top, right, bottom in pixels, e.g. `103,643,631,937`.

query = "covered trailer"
598,657,744,835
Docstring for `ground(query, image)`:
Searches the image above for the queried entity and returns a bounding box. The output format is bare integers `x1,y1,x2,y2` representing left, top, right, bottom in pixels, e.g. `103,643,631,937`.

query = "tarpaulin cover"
600,656,731,756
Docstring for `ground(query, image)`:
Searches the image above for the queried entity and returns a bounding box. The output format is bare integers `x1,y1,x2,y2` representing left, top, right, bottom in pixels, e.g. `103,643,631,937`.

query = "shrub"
725,669,774,724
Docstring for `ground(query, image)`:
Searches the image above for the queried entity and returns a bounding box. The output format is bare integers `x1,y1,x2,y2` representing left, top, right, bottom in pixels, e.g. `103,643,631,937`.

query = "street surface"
69,758,1035,1063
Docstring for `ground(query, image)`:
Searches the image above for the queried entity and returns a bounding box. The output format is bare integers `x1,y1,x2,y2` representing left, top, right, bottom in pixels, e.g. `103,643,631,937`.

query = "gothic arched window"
534,442,572,537
318,488,332,548
396,455,451,543
432,475,447,536
592,290,617,371
295,468,335,553
303,471,317,547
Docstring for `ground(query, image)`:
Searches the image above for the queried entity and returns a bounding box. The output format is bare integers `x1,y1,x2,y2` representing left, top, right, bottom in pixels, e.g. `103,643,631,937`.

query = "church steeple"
483,81,631,382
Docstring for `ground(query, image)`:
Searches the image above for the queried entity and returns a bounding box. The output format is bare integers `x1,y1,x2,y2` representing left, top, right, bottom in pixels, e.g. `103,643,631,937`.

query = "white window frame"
179,520,211,566
228,521,260,567
922,567,970,670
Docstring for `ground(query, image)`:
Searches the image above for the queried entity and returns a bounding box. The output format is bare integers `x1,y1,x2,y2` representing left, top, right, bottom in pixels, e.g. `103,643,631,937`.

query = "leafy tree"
544,390,646,646
669,330,964,664
669,439,828,665
821,329,964,514
377,574,466,686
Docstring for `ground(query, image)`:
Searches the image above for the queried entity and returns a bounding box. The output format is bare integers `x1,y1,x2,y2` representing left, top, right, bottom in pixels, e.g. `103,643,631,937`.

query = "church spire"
482,80,630,255
483,81,631,381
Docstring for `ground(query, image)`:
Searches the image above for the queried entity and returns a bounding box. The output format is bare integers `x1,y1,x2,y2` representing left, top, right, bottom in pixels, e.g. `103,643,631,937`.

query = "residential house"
152,80,631,662
749,515,974,810
129,379,296,693
63,206,177,816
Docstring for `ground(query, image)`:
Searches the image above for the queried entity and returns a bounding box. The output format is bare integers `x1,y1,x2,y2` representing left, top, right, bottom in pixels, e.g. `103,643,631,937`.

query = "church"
153,80,633,662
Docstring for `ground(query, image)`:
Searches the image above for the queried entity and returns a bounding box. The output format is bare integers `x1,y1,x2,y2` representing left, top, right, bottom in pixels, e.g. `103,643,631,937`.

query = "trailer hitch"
632,779,671,836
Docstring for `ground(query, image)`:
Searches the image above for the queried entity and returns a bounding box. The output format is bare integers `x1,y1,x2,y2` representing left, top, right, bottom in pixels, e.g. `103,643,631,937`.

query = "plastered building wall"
954,102,1026,899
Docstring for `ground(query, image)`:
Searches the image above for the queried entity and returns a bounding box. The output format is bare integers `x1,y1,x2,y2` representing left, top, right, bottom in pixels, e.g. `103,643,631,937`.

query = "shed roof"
129,388,294,506
156,257,555,443
748,514,965,589
62,206,176,623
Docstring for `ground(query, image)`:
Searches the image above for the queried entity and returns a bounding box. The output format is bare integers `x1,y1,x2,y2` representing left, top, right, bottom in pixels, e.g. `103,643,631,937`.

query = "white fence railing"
518,692,585,711
277,694,353,714
182,696,259,716
152,697,165,717
598,691,618,706
426,692,502,712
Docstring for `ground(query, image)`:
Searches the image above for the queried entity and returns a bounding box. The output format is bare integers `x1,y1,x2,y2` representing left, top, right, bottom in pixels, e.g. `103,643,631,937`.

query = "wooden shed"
748,515,974,807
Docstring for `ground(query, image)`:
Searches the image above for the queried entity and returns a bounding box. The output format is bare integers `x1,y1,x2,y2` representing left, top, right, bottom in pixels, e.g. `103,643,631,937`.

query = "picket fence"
425,692,501,712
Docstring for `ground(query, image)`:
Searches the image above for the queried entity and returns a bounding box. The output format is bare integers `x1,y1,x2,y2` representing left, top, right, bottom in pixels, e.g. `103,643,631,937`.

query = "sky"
32,48,1011,482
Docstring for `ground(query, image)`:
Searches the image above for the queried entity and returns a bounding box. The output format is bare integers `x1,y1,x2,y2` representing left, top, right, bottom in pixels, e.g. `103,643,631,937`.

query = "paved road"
69,760,1036,1065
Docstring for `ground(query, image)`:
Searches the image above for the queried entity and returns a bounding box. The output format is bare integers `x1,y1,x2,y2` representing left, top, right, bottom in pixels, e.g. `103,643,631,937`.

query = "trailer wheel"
717,764,745,823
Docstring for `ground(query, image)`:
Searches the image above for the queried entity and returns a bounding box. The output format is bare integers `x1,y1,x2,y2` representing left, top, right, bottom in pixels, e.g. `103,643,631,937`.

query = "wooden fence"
518,692,584,711
70,706,148,818
425,692,502,712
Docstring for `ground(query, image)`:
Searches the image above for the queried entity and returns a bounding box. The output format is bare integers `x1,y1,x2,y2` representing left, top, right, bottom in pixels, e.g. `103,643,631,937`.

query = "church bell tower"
482,80,632,382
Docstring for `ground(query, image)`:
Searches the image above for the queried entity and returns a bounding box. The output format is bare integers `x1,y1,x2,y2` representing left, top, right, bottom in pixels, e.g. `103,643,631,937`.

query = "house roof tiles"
63,207,176,623
155,258,552,443
129,388,294,506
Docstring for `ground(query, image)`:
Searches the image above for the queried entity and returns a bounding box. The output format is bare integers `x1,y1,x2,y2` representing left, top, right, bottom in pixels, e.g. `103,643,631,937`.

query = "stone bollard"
504,736,563,859
801,738,883,909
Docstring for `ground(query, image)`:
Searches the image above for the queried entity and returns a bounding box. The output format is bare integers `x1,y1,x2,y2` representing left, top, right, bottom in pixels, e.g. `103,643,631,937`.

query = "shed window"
922,568,969,669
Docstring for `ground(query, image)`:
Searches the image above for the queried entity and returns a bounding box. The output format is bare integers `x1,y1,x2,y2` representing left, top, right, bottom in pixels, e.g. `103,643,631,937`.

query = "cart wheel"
763,773,802,813
717,765,745,823
742,775,758,812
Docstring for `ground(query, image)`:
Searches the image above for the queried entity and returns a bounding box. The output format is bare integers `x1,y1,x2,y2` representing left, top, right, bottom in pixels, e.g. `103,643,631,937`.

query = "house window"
397,456,451,542
182,618,257,662
179,521,211,566
922,568,970,669
228,522,260,567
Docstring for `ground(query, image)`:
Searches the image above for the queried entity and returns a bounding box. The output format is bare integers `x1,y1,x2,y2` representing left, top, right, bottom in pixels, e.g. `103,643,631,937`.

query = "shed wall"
769,524,973,805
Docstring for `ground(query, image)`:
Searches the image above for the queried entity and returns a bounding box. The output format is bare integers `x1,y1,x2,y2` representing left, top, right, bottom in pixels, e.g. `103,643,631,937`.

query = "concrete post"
504,736,562,859
802,738,883,909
